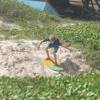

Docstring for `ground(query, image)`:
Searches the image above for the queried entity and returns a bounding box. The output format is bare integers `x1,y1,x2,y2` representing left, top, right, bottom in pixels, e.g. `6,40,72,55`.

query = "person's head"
49,34,56,42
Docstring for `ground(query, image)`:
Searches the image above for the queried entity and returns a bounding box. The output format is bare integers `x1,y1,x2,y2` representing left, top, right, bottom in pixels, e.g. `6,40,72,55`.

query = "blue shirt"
42,38,61,46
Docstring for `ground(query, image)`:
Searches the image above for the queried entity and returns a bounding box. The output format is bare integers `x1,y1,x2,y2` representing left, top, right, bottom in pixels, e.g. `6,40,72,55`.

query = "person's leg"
45,43,52,59
53,46,59,65
53,53,57,65
45,47,50,59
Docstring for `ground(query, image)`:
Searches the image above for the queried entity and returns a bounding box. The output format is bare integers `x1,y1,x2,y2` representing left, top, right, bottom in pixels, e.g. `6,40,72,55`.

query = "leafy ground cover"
0,0,59,23
0,72,100,100
56,23,100,68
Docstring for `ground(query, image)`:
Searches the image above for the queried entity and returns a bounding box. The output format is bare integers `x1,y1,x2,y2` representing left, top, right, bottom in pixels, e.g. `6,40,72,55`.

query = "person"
38,34,61,65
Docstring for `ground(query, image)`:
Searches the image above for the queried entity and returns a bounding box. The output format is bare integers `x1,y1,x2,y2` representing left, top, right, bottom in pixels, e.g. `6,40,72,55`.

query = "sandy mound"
0,40,90,77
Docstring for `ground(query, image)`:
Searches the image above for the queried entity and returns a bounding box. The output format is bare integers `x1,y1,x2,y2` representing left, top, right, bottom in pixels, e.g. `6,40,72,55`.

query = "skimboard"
42,59,63,71
42,59,55,66
49,65,63,71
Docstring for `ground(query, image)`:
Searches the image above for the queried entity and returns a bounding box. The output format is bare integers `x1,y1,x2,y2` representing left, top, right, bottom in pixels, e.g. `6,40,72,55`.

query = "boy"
38,34,61,65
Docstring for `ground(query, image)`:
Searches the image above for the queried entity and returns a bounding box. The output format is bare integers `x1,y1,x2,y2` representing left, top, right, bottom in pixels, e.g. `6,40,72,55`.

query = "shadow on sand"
60,58,80,73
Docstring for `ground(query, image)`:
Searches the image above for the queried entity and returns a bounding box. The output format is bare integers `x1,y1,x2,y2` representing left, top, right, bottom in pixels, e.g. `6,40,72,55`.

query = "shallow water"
17,0,46,10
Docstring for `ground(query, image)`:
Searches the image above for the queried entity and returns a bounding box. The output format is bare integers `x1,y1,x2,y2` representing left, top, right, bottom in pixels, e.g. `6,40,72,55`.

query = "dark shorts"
47,43,59,53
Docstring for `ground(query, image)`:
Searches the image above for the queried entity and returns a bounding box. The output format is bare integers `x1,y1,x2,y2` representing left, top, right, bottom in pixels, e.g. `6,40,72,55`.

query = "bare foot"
45,58,50,60
55,63,59,66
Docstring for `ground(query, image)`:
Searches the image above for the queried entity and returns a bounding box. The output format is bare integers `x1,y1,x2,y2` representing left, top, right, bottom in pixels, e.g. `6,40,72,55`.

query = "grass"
56,22,100,68
0,72,100,100
0,0,43,21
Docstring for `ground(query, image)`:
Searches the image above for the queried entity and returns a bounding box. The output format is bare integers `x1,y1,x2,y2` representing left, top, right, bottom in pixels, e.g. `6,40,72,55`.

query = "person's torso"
49,38,61,46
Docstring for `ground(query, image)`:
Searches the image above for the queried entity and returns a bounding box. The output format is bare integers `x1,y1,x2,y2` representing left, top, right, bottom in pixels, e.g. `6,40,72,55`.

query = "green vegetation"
0,0,59,23
57,23,100,68
0,72,100,100
0,0,44,21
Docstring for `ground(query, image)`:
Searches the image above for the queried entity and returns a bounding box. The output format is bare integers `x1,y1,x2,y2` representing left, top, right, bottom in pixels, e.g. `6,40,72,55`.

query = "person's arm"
38,38,49,49
60,41,72,51
40,38,49,44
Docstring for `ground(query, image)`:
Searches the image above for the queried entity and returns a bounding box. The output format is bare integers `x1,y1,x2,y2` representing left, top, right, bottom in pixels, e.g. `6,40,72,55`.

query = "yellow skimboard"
42,59,55,66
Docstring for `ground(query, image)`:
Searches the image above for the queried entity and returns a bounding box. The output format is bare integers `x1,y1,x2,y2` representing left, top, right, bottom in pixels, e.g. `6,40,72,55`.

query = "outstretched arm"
40,38,49,44
60,42,72,51
38,38,49,49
